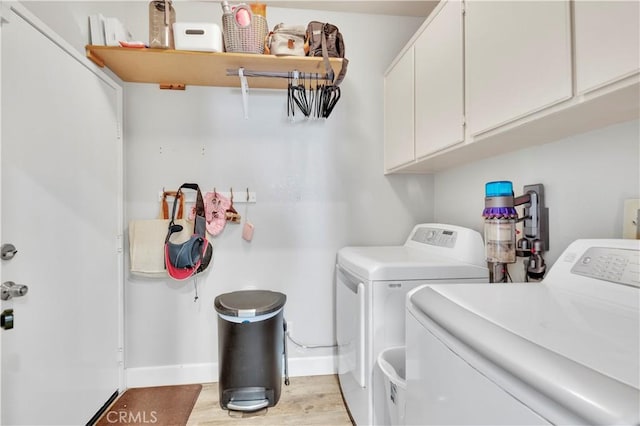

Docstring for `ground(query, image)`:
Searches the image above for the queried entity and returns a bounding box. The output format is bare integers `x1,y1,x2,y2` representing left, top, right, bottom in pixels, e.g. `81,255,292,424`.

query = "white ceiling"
265,1,438,17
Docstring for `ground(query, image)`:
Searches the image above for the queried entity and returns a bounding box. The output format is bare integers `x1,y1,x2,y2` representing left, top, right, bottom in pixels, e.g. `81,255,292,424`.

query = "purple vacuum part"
482,206,518,219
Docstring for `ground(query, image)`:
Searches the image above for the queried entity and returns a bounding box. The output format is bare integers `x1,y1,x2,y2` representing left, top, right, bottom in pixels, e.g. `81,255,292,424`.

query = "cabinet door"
466,1,572,136
415,0,464,158
574,1,640,95
384,47,415,171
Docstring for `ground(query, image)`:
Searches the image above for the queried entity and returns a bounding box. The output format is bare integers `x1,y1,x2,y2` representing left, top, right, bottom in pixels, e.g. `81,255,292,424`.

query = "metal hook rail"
226,68,334,82
229,67,339,119
159,188,256,203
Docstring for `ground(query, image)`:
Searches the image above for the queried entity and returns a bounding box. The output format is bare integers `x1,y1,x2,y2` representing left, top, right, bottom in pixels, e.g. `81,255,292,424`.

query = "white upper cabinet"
384,47,415,171
465,1,573,136
383,0,638,173
414,0,464,158
574,1,640,95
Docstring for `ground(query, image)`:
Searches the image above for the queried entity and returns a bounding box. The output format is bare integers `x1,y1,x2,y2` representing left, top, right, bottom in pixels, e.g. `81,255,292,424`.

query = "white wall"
122,8,429,383
18,3,426,384
433,119,640,281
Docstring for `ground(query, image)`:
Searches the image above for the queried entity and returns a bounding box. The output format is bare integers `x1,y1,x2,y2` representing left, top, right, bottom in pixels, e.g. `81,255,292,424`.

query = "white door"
414,0,464,158
383,46,415,172
1,4,123,425
335,265,368,425
465,0,572,136
574,1,640,95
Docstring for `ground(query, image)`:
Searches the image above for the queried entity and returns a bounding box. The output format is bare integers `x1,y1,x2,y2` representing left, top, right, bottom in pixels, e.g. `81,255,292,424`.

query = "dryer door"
336,265,366,388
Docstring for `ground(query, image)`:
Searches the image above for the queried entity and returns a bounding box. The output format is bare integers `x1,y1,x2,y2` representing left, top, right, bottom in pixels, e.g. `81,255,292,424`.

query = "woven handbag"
222,4,268,54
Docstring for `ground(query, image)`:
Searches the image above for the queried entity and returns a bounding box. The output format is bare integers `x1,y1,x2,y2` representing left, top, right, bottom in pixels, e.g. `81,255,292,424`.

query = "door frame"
0,0,5,417
0,0,125,400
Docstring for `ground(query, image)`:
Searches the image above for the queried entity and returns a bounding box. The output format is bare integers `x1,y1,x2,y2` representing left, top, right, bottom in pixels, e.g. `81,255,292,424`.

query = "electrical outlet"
623,199,640,239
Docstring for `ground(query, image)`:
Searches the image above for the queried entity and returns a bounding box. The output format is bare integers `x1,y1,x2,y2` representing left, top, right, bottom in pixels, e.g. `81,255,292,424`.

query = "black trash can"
214,290,288,412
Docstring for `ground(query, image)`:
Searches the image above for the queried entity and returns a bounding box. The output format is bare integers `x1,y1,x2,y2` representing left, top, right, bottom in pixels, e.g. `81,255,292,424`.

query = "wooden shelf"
86,45,346,90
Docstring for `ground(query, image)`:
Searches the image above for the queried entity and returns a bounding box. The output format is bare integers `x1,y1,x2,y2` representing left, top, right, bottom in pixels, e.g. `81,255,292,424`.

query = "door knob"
1,243,18,260
1,281,28,300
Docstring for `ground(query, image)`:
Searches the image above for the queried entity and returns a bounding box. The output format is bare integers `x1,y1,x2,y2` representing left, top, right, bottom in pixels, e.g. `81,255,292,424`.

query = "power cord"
286,330,337,349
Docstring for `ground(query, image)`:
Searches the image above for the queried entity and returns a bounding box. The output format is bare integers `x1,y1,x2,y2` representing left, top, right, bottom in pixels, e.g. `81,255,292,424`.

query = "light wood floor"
187,375,353,425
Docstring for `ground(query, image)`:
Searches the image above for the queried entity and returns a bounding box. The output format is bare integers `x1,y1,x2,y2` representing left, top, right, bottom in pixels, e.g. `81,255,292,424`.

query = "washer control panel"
571,247,640,288
411,227,457,248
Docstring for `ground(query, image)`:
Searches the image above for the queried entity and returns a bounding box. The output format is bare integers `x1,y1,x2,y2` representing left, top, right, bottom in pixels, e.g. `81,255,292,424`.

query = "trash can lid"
214,290,286,317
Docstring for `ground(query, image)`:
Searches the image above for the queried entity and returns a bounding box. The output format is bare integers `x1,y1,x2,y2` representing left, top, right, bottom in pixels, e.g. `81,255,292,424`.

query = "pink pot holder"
190,191,231,236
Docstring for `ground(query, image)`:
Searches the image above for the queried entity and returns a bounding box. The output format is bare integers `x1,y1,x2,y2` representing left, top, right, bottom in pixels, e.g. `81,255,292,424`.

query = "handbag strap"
319,24,335,84
319,23,348,86
161,191,184,219
334,58,349,86
169,183,206,237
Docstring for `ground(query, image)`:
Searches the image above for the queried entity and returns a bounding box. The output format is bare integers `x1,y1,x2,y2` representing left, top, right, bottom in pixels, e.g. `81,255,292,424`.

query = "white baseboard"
125,355,337,388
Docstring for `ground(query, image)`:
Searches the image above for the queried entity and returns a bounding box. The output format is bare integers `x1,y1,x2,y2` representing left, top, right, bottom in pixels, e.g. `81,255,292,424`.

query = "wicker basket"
222,5,268,54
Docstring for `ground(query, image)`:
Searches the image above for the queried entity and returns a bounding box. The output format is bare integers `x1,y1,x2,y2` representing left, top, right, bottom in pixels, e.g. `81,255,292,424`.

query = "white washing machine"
336,223,489,426
406,239,640,425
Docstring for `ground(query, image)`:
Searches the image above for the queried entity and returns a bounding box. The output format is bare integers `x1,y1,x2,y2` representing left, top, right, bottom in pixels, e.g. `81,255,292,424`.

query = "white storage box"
173,22,222,52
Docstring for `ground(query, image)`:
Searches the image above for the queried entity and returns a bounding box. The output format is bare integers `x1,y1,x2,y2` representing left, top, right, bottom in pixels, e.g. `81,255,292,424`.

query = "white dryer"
406,239,640,425
336,224,489,426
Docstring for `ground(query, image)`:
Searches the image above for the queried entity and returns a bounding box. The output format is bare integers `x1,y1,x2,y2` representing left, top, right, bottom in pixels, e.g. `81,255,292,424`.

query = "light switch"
622,199,640,239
